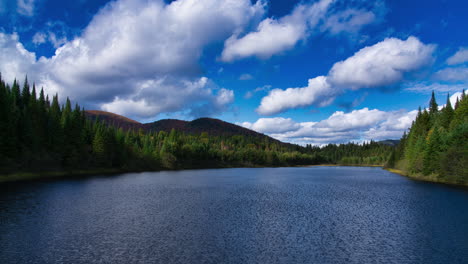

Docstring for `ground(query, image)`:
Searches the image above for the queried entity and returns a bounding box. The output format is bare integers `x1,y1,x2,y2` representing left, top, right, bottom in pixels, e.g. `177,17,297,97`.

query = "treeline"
0,75,396,178
387,91,468,185
306,141,394,166
0,76,324,175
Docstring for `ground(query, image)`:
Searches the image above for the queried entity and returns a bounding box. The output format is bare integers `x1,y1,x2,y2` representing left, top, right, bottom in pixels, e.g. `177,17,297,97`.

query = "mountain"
85,110,143,131
145,117,269,138
378,140,400,147
85,110,278,141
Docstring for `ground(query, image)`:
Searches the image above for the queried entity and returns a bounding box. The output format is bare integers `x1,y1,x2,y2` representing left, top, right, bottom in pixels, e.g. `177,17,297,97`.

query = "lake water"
1,167,467,263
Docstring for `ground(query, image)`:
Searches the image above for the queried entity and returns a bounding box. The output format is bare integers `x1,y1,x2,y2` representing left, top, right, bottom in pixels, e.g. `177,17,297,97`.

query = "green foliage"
306,141,393,166
0,74,396,176
429,91,438,115
389,91,468,184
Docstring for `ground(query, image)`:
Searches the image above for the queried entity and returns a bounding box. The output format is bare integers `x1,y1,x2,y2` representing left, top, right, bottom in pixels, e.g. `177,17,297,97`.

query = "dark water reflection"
1,167,467,263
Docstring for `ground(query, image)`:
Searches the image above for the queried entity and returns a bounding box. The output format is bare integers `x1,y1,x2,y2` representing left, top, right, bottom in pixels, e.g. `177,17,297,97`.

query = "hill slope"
85,110,279,142
85,110,143,131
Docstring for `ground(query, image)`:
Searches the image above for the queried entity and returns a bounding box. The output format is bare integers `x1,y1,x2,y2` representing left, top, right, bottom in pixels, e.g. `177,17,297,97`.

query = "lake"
1,167,467,263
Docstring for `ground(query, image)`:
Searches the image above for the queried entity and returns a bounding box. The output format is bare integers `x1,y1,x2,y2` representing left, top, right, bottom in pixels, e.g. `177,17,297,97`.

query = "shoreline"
0,169,127,184
2,166,467,189
384,168,468,188
0,164,384,184
306,164,383,167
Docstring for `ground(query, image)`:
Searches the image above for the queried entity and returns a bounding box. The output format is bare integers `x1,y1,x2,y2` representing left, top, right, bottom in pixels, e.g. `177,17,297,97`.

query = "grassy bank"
0,169,125,184
307,164,384,167
384,168,468,188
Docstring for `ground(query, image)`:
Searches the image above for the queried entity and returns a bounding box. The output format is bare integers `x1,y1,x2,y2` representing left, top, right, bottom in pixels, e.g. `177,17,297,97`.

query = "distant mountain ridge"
377,140,400,146
85,110,282,142
85,110,402,146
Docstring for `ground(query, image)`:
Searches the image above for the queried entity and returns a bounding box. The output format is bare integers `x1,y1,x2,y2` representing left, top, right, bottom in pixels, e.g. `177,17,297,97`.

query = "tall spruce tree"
429,91,438,114
440,93,454,129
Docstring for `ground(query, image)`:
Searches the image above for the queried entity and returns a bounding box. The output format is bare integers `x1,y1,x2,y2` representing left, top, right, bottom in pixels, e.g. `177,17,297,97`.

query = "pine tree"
0,75,8,163
92,126,107,166
21,76,30,110
47,94,64,157
429,90,438,114
423,127,442,175
440,93,454,129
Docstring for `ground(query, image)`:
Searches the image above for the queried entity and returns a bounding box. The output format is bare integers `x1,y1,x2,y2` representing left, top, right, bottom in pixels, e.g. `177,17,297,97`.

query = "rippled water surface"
1,167,468,263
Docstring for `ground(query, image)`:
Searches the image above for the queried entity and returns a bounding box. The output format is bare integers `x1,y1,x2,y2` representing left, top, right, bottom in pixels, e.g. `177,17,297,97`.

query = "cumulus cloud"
328,36,435,89
242,108,418,145
0,0,266,119
447,47,468,65
221,0,382,62
0,33,42,83
17,0,35,16
257,37,435,115
433,67,468,82
221,13,310,61
363,110,418,140
100,77,234,118
241,117,301,134
449,90,468,107
257,76,337,115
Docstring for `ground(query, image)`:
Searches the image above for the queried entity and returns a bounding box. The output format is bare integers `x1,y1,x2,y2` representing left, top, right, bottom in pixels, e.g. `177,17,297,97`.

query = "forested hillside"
387,91,468,185
0,76,319,175
85,110,293,142
306,141,393,166
0,76,394,181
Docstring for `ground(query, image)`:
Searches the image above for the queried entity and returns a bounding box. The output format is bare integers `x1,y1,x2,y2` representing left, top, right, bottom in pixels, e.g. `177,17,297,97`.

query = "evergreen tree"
423,127,441,175
389,90,468,184
440,93,454,129
429,90,438,114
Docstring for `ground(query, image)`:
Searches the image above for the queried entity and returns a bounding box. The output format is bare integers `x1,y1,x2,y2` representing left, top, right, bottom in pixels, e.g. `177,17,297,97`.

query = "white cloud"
221,13,310,62
322,8,375,35
447,47,468,65
101,77,234,118
257,37,435,115
242,108,418,145
241,117,301,134
32,32,46,45
257,76,337,115
314,108,387,132
32,31,68,48
0,0,266,119
450,90,468,107
221,0,385,62
405,82,467,93
364,110,418,140
239,73,253,80
0,33,41,83
433,67,468,82
329,36,435,89
47,32,68,49
215,88,235,106
17,0,34,16
244,84,271,99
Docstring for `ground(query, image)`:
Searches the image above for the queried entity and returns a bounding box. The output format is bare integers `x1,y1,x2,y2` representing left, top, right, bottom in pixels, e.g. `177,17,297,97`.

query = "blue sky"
1,0,467,145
